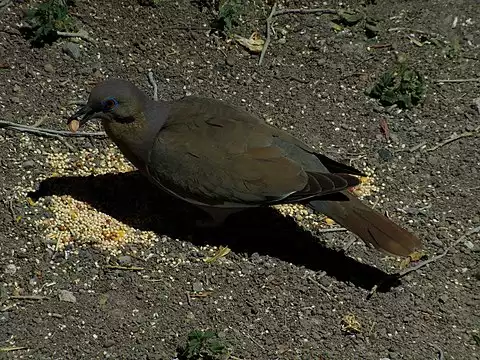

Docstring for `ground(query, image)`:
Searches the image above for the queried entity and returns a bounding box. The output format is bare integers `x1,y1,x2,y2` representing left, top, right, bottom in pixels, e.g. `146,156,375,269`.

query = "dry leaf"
234,32,265,53
204,246,231,263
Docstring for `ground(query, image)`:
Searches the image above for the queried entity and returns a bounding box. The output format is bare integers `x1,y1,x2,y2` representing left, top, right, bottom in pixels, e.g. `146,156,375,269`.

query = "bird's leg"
195,206,244,228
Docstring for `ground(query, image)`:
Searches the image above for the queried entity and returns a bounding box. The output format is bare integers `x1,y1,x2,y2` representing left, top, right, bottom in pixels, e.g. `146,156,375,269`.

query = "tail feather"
309,192,421,257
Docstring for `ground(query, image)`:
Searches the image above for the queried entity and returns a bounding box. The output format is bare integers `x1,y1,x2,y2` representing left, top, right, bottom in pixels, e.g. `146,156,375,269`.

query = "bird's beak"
67,105,97,132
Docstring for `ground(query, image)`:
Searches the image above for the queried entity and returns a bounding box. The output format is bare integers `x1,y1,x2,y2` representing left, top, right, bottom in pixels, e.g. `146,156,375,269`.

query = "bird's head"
67,79,147,131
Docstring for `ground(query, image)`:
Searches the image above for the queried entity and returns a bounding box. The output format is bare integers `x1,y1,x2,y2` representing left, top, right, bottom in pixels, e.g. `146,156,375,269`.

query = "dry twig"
368,225,480,299
396,225,480,278
147,71,159,101
429,343,445,360
0,346,28,352
0,120,106,138
388,27,448,43
259,5,337,65
258,3,277,66
57,30,94,43
435,78,480,83
426,126,480,152
317,227,347,233
104,265,144,271
342,235,357,252
9,295,49,300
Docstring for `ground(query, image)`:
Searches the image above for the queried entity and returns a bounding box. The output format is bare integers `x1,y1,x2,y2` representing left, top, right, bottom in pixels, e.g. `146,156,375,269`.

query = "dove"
68,79,421,257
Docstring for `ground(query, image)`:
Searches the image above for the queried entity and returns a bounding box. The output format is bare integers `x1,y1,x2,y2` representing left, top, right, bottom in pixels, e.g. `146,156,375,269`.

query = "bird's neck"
102,100,169,172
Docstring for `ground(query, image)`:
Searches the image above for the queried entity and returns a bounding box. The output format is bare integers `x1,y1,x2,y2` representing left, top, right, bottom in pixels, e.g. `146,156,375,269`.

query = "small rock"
117,255,132,265
389,133,400,143
439,294,448,304
427,155,439,166
4,264,17,275
225,55,235,66
93,69,103,79
12,85,21,92
63,42,81,60
464,241,474,250
11,96,20,103
80,67,92,75
22,160,35,169
192,281,203,293
0,286,7,299
378,148,393,162
472,97,480,114
103,339,115,348
432,238,443,247
44,63,55,73
186,311,195,320
58,290,76,303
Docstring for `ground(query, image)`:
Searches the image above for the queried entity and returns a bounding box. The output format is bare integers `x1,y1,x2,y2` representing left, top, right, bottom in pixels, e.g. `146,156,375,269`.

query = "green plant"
25,0,76,46
217,0,244,33
177,330,229,360
366,60,426,109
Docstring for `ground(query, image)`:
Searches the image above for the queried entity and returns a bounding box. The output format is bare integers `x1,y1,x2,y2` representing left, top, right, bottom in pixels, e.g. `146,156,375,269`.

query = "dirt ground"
1,0,479,359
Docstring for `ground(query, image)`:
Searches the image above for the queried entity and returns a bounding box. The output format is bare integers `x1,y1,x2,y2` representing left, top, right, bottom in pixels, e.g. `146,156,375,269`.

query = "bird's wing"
146,97,359,207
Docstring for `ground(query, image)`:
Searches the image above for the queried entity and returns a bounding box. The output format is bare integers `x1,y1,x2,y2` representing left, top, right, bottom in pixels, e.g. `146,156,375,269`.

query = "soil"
1,0,479,359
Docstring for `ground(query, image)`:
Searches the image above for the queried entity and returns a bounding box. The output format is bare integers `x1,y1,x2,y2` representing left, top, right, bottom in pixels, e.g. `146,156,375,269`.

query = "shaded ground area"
0,0,479,359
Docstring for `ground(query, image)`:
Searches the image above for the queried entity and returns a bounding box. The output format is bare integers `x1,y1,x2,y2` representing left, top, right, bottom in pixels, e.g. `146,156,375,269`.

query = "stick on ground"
258,5,337,65
147,71,159,101
368,225,480,299
57,30,94,43
0,120,106,138
397,225,480,278
427,125,480,152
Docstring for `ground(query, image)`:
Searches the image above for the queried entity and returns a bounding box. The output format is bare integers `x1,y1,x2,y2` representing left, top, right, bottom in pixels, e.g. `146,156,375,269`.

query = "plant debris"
177,330,230,360
366,58,426,108
341,314,362,334
24,0,77,46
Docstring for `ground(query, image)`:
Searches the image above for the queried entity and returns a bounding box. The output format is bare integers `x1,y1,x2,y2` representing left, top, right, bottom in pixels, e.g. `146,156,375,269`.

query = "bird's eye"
102,97,118,112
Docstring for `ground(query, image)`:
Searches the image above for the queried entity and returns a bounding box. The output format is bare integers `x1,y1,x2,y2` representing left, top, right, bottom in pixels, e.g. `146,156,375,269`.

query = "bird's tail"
309,192,421,257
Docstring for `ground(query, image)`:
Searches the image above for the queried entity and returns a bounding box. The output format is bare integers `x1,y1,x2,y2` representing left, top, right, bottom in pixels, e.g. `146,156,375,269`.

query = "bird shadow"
29,171,400,292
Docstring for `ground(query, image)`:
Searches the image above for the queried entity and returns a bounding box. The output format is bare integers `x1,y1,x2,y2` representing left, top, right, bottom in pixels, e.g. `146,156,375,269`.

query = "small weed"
177,330,229,360
192,0,245,34
366,56,426,109
217,0,245,34
24,0,76,47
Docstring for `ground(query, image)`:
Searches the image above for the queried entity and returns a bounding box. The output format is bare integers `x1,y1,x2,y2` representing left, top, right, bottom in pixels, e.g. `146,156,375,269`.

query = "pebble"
117,255,132,266
192,281,203,293
432,238,443,247
58,290,77,303
438,294,449,304
63,42,81,60
11,96,20,103
103,339,115,348
4,264,17,275
44,63,55,73
22,160,35,169
225,55,235,66
13,85,21,92
378,148,393,162
464,240,474,250
389,133,400,143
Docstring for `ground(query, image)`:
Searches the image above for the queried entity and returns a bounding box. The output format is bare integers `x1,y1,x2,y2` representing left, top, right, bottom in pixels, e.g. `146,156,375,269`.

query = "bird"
67,78,421,257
